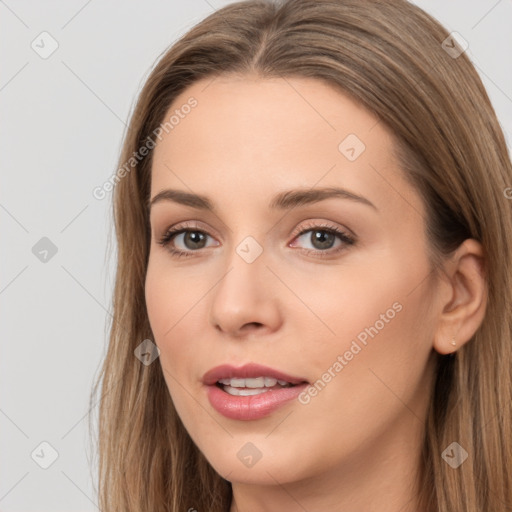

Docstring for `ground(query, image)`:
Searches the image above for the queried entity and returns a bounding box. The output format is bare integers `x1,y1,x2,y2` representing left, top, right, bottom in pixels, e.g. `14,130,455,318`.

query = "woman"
93,0,512,510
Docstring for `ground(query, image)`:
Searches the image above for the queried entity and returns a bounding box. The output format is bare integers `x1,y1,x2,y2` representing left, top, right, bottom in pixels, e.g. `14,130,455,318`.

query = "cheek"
145,262,203,422
285,257,415,356
145,254,197,332
292,252,435,399
279,261,435,462
145,260,190,366
144,257,211,381
145,265,169,343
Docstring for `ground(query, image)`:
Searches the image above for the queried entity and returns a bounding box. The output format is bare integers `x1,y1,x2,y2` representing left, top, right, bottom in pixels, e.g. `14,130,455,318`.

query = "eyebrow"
148,186,377,212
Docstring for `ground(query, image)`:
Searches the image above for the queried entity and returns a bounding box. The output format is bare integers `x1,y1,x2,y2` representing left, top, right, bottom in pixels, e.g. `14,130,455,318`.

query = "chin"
198,440,313,486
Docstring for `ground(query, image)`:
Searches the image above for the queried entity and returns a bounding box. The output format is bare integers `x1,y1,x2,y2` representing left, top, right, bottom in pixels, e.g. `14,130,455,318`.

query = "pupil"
312,230,334,250
185,231,206,249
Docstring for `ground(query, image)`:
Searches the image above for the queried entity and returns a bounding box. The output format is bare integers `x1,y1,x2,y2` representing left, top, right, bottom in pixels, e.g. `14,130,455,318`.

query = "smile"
203,363,309,420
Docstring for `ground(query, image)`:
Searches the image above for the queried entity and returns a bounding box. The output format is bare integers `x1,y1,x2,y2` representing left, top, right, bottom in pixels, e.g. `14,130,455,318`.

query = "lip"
202,363,309,421
202,363,308,386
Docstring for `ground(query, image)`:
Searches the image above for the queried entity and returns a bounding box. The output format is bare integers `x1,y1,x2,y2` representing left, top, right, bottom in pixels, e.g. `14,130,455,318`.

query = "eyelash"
156,220,356,259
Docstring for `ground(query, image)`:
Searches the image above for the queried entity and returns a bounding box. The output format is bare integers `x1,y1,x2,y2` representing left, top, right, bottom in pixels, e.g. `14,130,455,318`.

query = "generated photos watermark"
298,301,403,404
92,96,198,200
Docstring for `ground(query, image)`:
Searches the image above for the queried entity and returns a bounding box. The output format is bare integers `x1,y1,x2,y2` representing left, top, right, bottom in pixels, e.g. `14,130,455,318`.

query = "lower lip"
205,383,309,421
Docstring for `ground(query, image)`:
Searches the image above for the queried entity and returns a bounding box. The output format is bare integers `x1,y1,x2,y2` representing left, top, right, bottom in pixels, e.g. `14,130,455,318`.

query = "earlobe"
434,331,459,356
432,238,488,355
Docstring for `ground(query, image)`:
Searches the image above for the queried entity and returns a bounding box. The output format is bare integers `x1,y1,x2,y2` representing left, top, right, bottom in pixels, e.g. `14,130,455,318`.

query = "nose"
209,249,283,338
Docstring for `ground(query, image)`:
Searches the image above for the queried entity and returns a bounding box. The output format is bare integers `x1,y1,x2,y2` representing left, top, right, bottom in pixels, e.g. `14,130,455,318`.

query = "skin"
144,74,487,512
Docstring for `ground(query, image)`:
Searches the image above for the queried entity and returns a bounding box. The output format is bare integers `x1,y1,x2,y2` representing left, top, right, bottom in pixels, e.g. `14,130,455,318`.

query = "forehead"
150,75,424,220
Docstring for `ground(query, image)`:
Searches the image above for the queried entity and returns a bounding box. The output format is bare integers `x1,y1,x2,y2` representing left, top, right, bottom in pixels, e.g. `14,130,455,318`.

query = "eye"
289,221,355,257
156,221,218,258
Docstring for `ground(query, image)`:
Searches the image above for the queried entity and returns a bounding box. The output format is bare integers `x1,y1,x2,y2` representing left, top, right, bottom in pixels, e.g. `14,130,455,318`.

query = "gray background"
1,1,511,510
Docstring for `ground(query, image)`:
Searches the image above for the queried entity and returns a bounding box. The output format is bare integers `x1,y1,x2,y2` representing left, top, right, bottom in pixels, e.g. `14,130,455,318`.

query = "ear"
432,238,488,355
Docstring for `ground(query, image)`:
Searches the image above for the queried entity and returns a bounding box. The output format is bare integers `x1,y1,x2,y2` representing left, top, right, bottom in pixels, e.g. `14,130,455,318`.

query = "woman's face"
145,75,440,486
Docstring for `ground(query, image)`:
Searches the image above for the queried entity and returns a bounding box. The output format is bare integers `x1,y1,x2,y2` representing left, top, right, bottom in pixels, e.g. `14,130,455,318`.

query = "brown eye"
180,231,208,250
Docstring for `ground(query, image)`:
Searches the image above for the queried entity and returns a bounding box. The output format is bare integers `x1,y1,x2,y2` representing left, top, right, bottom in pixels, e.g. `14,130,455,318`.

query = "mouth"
202,363,309,420
216,376,299,396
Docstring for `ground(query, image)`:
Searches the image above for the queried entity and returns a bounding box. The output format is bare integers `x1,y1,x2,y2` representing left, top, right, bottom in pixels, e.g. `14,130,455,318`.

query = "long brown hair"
92,1,512,510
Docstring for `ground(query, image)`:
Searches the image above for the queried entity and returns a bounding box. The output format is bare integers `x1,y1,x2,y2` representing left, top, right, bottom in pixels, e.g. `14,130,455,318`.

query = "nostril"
247,322,262,328
214,320,265,335
241,322,264,331
231,321,262,328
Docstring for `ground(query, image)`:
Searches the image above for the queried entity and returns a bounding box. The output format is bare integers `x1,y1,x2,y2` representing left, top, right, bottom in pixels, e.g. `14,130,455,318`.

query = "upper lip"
202,363,309,386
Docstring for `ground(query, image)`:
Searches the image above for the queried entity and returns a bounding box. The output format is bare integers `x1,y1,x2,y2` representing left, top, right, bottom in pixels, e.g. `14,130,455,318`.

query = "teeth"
217,376,291,388
244,377,265,388
224,386,270,396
